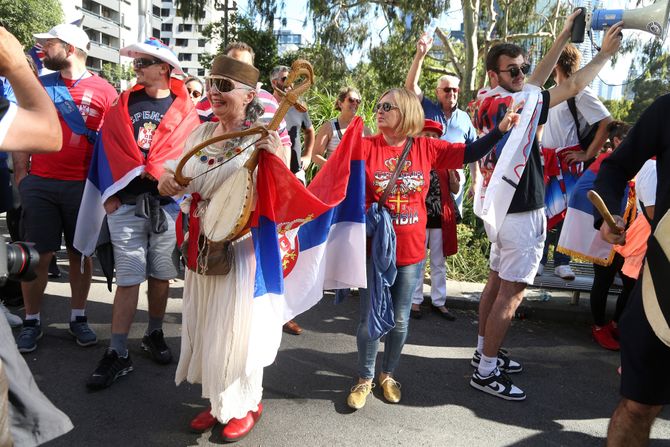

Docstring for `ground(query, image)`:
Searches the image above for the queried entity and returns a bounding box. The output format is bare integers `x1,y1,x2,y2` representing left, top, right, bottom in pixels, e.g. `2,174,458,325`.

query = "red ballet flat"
190,407,217,433
221,403,263,442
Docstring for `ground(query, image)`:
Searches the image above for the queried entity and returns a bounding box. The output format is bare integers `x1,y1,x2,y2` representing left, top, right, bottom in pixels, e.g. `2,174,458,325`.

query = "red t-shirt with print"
363,134,465,266
31,73,118,181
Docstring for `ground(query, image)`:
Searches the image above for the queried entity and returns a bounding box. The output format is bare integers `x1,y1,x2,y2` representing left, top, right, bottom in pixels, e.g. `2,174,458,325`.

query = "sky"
238,0,667,96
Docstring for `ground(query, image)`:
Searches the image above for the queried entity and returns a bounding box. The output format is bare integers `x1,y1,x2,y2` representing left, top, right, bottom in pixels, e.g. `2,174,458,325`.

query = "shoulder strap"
567,97,583,140
332,118,343,140
379,137,414,208
42,73,98,144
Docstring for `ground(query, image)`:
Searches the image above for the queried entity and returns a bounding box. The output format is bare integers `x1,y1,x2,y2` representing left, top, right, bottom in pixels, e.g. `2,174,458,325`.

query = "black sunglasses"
206,77,247,94
374,102,399,113
498,64,531,78
132,58,163,69
347,97,361,104
441,87,459,93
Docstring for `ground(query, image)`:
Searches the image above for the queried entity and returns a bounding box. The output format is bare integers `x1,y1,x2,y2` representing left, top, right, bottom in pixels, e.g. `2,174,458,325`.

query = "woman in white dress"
158,55,288,442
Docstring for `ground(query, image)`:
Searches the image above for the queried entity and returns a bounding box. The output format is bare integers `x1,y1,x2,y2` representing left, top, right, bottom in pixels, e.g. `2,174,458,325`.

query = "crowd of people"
0,9,667,446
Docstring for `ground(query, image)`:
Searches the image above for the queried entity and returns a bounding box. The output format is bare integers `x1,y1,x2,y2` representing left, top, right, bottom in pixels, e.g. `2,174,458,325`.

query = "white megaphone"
571,0,670,43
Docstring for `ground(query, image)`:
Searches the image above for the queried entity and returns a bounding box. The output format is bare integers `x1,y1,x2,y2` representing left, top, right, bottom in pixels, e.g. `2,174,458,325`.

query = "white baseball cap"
33,24,90,53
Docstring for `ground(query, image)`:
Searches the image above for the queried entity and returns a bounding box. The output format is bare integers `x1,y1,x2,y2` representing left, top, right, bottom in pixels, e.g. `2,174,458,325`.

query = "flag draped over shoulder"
543,144,584,230
246,117,367,371
73,78,199,257
471,85,543,241
557,153,635,266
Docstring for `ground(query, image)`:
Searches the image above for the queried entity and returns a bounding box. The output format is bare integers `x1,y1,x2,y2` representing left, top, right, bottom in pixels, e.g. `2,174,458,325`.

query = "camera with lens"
0,237,39,286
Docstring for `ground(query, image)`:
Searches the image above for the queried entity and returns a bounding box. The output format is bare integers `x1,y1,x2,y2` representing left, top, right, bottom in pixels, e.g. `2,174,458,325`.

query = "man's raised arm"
405,33,433,99
0,27,61,153
528,9,581,87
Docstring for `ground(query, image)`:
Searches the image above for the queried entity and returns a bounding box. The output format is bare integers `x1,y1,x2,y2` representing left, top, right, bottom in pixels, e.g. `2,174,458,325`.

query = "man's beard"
43,54,69,71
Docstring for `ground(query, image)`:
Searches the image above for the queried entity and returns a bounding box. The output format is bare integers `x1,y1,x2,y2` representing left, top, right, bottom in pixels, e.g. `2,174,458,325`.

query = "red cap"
422,119,443,136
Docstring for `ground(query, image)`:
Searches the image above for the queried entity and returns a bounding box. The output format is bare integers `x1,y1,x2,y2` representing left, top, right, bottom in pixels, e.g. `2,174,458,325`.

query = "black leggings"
590,253,637,326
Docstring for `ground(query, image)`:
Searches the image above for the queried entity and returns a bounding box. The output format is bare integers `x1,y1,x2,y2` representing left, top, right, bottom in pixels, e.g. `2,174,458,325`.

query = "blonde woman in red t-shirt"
347,88,520,410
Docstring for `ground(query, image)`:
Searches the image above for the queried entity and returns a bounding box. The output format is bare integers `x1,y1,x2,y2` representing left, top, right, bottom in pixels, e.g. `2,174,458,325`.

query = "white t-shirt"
541,86,610,149
636,159,657,213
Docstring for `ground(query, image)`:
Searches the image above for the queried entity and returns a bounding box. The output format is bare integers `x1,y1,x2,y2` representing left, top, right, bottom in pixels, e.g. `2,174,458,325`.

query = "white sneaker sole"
469,379,526,401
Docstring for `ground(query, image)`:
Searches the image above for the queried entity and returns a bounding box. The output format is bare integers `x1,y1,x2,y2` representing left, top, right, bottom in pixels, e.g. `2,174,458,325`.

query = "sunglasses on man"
441,87,459,94
498,64,531,78
132,58,164,69
373,102,399,113
206,76,249,94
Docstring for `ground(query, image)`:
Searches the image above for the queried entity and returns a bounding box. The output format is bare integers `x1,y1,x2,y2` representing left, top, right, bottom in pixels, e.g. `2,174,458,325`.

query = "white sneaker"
1,302,22,328
536,264,544,276
554,265,576,281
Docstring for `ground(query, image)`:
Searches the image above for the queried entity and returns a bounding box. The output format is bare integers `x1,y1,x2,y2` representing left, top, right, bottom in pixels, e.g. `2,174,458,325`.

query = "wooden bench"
531,259,622,305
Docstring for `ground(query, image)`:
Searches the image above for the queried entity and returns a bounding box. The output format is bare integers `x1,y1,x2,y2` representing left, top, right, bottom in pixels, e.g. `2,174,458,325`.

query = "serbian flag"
195,97,217,123
543,144,584,230
246,117,366,370
73,78,199,257
557,153,635,265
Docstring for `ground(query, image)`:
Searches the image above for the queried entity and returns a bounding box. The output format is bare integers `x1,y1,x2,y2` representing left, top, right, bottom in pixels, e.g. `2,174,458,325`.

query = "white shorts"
107,203,179,287
489,208,546,284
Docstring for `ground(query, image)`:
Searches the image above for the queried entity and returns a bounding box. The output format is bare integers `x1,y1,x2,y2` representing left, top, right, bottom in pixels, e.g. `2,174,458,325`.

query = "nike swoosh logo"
490,382,504,392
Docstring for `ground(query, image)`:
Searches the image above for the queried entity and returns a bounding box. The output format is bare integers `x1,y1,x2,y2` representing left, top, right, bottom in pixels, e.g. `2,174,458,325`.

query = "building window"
178,53,192,61
153,28,161,39
161,23,172,32
161,8,170,17
198,68,205,77
163,38,170,46
152,5,161,16
198,39,206,47
82,0,98,14
176,38,187,46
198,24,205,32
178,23,193,32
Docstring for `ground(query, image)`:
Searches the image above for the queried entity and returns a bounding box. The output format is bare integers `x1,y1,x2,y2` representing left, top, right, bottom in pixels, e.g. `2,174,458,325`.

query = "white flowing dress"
174,122,264,423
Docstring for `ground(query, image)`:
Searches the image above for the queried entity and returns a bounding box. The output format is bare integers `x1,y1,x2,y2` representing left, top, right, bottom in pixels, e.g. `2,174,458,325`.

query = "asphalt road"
9,262,670,447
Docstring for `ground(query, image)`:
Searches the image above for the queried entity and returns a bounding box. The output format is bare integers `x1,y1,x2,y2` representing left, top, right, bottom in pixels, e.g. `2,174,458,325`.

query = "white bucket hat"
33,24,90,53
121,37,184,76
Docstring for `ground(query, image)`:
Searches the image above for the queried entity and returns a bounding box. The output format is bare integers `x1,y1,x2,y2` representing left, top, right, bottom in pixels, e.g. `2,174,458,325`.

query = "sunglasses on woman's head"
498,64,531,78
373,102,399,113
347,97,361,104
132,58,163,69
206,77,247,94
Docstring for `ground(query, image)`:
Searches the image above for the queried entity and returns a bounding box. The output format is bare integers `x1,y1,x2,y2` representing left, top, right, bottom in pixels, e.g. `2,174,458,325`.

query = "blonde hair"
378,88,424,137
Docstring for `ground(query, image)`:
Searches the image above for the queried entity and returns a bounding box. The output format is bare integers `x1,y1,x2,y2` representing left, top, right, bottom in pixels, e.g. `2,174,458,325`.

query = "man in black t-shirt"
86,39,199,390
270,65,314,178
469,17,623,401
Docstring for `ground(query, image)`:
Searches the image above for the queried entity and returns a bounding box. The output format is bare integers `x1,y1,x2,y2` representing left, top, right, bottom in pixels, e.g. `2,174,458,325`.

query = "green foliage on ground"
0,0,63,48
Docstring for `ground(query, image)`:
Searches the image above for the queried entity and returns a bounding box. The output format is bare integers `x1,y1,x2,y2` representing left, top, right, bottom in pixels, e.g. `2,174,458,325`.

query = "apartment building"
56,0,227,77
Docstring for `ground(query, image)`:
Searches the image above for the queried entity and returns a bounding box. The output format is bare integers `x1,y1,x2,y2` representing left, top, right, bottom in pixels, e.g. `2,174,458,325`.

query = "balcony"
89,41,119,64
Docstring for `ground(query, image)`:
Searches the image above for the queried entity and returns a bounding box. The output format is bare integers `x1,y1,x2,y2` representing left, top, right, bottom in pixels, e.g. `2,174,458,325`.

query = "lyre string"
186,137,258,183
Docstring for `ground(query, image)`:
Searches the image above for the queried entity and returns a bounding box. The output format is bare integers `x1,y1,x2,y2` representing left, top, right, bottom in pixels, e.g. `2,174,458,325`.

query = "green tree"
204,15,279,86
100,62,134,91
624,40,670,124
0,0,63,47
602,98,633,122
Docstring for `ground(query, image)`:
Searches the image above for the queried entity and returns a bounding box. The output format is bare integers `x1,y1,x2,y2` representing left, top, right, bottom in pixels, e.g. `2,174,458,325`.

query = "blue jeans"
540,221,571,266
356,260,422,379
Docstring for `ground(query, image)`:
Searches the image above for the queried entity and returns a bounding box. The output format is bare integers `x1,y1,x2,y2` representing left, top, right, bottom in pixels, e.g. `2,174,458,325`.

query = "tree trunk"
462,0,480,102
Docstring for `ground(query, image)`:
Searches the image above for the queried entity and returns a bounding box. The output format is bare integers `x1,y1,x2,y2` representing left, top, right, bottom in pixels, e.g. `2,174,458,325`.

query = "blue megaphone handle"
592,9,624,30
